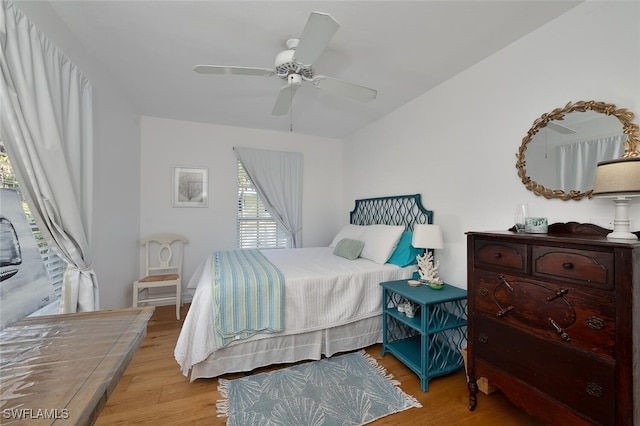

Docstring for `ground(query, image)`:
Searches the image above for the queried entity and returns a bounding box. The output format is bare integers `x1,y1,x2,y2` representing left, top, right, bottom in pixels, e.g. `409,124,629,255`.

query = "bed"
174,194,433,380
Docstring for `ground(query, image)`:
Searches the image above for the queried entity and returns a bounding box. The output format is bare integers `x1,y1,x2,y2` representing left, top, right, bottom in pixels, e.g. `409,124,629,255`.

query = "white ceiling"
45,1,582,139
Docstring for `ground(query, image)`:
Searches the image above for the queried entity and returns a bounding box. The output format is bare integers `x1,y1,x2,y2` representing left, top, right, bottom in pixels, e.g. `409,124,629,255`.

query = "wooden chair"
133,233,188,320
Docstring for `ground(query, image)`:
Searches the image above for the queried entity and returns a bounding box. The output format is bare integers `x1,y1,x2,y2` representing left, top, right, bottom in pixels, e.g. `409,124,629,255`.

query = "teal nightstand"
380,279,467,392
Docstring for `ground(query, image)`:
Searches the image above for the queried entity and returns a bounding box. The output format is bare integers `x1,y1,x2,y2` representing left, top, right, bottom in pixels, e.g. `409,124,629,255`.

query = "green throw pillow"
333,238,365,260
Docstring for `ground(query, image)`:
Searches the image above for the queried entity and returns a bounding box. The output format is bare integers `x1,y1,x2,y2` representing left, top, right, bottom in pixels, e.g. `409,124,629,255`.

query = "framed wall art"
172,167,208,207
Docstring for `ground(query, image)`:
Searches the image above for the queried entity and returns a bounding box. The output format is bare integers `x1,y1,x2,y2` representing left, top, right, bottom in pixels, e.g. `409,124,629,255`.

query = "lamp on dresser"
592,157,640,240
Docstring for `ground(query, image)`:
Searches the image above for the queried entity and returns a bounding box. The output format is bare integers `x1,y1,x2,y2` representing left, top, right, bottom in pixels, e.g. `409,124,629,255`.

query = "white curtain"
557,135,626,192
234,147,303,248
0,1,98,313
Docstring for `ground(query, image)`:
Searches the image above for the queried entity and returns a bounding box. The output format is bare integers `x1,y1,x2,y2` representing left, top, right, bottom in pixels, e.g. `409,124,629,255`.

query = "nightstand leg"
421,306,429,392
381,289,388,356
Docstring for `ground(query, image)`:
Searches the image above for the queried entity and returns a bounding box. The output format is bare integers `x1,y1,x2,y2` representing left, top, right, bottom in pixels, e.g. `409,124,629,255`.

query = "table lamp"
592,157,640,240
412,224,444,285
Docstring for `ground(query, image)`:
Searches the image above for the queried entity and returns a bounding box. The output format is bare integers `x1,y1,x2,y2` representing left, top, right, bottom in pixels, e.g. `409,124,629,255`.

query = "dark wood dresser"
466,223,639,425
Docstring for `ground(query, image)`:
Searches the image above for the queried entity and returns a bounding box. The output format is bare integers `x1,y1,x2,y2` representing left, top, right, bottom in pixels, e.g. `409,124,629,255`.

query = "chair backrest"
141,233,188,277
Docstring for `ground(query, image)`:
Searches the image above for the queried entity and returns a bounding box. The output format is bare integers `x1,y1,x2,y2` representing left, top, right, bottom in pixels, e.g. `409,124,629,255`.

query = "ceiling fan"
193,12,377,116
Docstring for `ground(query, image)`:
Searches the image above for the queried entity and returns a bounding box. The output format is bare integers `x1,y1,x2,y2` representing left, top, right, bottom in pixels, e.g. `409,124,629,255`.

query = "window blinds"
237,162,287,248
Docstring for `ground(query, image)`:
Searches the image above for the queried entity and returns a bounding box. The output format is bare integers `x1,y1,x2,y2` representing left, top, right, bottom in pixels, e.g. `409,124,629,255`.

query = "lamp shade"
592,157,640,240
592,157,640,197
412,224,444,249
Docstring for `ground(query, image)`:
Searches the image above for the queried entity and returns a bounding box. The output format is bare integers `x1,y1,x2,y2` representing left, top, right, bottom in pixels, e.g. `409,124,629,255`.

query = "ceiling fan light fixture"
287,74,302,87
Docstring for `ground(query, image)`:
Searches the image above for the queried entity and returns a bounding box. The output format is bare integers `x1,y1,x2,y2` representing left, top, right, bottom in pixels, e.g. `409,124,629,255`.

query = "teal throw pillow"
333,238,365,260
387,231,421,267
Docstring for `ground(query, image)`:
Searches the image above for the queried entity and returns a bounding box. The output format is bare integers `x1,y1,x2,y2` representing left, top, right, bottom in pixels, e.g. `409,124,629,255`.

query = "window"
237,161,287,249
0,141,65,302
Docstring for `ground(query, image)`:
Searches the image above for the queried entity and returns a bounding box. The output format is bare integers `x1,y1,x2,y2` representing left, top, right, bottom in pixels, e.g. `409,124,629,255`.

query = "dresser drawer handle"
478,333,488,344
493,252,502,259
548,317,571,342
497,305,514,318
478,287,488,297
586,382,603,398
562,262,574,270
547,288,569,301
498,274,513,291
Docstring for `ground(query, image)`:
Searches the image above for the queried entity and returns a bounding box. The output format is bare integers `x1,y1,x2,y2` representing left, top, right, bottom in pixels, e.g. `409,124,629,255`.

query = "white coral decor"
417,251,443,284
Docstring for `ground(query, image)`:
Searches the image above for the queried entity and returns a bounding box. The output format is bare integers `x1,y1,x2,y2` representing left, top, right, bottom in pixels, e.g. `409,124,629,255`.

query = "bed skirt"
189,315,382,380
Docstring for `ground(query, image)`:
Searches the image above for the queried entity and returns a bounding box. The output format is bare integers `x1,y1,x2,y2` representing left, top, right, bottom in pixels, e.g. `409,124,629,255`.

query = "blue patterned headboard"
349,194,433,231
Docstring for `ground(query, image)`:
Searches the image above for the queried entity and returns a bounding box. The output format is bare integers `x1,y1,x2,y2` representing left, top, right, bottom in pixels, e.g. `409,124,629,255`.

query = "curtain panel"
0,1,98,312
234,147,303,248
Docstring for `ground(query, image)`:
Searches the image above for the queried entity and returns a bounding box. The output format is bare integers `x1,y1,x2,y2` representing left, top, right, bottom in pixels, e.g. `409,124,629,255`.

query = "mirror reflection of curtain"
0,2,98,313
557,135,625,192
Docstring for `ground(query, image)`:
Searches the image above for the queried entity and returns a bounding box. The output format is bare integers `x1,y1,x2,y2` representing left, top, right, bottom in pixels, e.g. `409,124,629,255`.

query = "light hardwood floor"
96,305,545,426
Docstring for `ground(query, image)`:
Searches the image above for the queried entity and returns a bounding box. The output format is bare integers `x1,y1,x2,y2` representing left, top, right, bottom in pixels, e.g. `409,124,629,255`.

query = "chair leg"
176,283,181,320
132,283,138,308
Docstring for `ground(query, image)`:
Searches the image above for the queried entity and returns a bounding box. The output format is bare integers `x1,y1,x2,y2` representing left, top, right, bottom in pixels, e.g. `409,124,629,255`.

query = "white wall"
15,1,639,309
13,1,142,310
343,1,640,290
140,117,344,290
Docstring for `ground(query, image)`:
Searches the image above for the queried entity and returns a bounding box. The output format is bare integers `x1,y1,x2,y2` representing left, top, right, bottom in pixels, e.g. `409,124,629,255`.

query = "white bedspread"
175,247,415,376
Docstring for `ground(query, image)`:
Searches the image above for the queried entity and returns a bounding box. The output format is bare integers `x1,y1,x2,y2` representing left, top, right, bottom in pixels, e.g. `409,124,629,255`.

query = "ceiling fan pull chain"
290,79,294,132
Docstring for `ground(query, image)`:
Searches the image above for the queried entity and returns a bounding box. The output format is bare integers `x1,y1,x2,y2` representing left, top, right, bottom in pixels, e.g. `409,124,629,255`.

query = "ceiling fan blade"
293,12,340,67
193,65,274,76
272,84,298,116
547,121,577,134
312,75,377,103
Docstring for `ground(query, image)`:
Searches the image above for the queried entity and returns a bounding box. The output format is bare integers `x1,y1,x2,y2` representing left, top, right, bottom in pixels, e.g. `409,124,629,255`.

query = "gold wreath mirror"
516,100,640,200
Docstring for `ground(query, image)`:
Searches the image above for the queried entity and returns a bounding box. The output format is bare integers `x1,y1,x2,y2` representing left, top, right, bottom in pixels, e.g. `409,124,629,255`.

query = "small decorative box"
525,217,548,233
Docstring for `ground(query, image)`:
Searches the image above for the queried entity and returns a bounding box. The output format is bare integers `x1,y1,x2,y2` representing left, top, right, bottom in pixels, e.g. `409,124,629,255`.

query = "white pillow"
329,224,365,248
360,224,405,264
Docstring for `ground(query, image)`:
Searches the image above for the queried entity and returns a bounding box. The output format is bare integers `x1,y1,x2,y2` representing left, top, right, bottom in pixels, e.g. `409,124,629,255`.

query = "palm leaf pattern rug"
217,350,422,425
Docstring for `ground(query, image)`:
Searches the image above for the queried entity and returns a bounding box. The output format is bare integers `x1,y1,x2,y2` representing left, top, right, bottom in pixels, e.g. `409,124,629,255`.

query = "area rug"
217,350,421,426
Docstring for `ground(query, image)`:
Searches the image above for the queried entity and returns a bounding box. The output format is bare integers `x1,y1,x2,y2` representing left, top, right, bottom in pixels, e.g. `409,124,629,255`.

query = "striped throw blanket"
212,249,284,348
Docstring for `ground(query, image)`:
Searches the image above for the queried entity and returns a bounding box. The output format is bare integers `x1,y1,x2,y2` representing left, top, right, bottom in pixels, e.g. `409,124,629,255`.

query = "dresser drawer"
471,270,616,360
532,246,614,289
474,239,527,272
474,316,615,425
